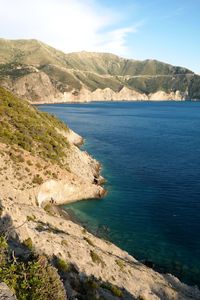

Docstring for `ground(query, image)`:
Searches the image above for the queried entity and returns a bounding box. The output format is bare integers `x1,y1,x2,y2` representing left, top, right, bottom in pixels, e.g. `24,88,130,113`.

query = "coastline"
1,94,200,299
56,202,199,290
1,139,200,299
33,99,192,105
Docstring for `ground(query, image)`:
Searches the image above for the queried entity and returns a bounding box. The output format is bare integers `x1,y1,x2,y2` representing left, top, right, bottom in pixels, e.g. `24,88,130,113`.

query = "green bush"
61,240,68,247
0,87,70,167
0,236,66,300
101,282,123,297
90,250,104,267
84,237,95,247
56,258,70,273
116,259,125,270
23,237,33,250
32,174,43,185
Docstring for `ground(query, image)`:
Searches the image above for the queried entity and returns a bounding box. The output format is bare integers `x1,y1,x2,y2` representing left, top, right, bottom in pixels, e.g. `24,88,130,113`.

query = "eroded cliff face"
57,87,186,102
1,71,61,102
0,73,187,103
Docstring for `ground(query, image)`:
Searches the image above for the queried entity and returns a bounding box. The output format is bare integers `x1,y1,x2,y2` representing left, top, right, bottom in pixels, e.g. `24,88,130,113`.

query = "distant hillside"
0,38,200,102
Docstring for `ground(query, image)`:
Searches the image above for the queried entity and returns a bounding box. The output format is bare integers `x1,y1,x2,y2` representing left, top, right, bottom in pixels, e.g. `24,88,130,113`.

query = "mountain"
0,38,200,102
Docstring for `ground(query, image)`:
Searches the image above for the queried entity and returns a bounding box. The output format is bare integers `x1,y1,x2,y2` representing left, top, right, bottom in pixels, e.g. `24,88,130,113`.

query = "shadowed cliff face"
0,38,200,102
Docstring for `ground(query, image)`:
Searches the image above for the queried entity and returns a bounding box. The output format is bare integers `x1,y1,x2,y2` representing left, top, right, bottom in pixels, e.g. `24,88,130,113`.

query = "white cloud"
0,0,138,56
94,26,140,56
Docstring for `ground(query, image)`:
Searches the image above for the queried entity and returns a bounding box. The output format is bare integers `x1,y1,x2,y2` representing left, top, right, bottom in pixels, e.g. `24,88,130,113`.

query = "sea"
38,101,200,287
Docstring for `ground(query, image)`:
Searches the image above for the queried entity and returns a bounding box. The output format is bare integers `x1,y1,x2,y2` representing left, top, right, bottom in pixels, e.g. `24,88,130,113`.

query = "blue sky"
0,0,199,73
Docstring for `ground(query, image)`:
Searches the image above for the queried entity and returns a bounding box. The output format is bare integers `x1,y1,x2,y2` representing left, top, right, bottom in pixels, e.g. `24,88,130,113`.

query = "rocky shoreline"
1,134,200,299
0,87,200,299
29,87,187,105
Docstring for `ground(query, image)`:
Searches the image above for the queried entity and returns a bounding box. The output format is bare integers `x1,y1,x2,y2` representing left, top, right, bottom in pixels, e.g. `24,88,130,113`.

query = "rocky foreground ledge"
0,87,200,299
0,136,200,300
0,142,200,299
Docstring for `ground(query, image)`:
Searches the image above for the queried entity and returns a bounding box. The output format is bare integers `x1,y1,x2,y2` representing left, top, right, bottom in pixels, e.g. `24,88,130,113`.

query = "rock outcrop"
0,283,17,300
1,181,200,300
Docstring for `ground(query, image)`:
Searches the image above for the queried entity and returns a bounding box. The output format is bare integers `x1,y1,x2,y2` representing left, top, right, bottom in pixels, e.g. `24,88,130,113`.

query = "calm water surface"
38,101,200,286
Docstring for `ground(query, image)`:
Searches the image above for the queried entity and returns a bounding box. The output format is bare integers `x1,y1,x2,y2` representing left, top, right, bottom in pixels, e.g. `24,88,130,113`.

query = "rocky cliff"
0,87,200,299
0,38,200,102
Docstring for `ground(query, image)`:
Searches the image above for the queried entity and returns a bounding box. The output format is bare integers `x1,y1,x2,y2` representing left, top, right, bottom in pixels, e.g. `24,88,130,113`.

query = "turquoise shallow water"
38,101,200,287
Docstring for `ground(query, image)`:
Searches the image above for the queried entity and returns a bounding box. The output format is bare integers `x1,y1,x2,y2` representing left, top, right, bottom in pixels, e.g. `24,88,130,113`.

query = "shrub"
56,258,70,273
85,276,99,290
27,159,33,166
116,259,125,270
61,240,68,247
44,203,54,216
35,162,42,169
23,237,33,250
101,282,123,297
84,237,95,247
52,172,58,179
26,215,36,222
90,250,104,267
82,228,87,234
0,87,70,167
32,174,43,185
0,236,66,300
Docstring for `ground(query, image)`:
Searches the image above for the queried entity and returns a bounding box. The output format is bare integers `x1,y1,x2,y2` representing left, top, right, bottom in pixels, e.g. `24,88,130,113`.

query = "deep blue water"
38,101,200,287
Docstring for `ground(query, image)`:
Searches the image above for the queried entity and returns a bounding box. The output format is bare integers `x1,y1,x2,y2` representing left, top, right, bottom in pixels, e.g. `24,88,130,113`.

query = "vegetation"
23,237,33,250
90,250,104,267
0,235,66,300
61,239,68,247
43,203,55,216
84,236,95,247
0,87,70,166
0,38,199,99
101,282,123,297
26,215,36,222
56,258,71,273
116,259,125,270
32,174,43,185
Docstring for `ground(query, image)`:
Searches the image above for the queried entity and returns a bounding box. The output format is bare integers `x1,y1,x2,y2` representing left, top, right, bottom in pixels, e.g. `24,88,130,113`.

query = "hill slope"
0,38,200,101
0,87,200,299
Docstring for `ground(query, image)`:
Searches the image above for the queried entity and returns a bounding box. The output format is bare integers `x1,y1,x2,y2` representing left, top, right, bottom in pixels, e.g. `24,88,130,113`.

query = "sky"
0,0,199,73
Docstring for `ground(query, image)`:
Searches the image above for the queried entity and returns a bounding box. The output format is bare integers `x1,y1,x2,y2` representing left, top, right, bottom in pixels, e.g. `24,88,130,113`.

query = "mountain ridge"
0,38,200,102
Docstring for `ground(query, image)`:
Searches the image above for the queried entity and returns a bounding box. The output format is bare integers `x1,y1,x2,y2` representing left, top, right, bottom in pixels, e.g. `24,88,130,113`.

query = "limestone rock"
0,283,17,300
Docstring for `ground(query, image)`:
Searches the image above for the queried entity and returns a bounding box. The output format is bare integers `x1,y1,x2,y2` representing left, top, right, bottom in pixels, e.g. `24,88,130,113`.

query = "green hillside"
0,87,69,165
0,38,199,99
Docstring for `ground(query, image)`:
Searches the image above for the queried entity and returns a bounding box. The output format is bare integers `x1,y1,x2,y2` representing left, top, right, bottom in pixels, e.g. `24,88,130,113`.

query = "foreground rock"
0,283,17,300
1,192,200,299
